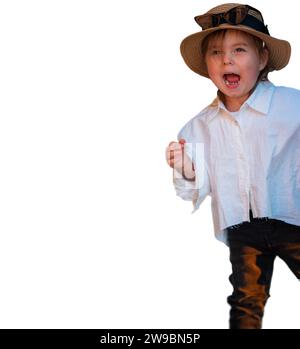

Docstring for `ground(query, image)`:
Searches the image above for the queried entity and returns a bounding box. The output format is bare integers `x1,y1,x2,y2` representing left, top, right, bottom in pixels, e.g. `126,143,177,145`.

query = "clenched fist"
165,139,195,181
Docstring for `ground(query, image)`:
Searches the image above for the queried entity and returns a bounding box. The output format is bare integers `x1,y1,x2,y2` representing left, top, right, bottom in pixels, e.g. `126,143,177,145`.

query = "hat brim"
180,24,291,78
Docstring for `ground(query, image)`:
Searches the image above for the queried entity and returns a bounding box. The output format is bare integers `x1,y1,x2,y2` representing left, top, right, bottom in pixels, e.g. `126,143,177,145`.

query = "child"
166,3,300,329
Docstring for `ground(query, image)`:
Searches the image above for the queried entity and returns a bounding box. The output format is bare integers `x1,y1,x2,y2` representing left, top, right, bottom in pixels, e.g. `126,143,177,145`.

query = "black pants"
227,210,300,329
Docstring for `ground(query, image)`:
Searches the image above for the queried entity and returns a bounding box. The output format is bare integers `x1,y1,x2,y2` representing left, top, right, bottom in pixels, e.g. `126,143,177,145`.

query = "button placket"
233,121,250,219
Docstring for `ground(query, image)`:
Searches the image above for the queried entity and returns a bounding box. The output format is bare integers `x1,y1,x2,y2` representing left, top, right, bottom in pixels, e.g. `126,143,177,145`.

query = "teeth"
224,80,239,86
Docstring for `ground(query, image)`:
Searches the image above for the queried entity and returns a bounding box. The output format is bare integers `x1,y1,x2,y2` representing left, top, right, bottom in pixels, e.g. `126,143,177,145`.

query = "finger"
168,143,181,152
167,149,182,160
166,149,175,163
166,155,175,168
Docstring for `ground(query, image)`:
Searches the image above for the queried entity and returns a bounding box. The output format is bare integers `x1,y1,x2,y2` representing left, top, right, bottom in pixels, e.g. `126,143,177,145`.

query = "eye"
210,50,222,55
234,47,246,53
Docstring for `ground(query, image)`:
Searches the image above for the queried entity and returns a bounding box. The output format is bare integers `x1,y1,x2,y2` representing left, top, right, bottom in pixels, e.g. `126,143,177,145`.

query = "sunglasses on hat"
194,5,270,35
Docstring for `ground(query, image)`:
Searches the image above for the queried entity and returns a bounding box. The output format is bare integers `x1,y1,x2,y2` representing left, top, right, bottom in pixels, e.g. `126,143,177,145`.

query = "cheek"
245,65,261,81
206,58,221,79
241,56,262,79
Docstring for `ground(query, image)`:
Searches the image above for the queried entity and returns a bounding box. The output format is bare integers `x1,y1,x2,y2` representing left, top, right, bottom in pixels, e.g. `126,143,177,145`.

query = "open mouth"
223,73,240,87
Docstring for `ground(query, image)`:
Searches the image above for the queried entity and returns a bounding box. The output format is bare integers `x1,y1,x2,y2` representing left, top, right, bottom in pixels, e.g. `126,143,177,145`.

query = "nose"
223,52,233,65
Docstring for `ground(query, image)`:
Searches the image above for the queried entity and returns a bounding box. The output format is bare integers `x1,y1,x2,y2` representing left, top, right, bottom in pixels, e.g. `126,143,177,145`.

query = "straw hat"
180,3,291,78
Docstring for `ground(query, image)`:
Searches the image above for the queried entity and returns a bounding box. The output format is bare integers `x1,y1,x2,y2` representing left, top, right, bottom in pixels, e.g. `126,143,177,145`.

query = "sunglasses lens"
235,7,247,22
195,15,213,29
224,6,247,24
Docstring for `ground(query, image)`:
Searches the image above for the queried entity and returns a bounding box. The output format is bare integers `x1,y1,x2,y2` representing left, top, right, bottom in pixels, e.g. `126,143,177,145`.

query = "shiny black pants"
227,211,300,329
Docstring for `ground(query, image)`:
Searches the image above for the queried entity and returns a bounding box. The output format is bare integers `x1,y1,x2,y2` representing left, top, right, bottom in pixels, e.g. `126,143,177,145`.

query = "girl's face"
205,30,268,111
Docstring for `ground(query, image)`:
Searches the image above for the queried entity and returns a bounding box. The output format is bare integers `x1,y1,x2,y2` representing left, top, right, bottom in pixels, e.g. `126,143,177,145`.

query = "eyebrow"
232,42,249,47
208,42,249,49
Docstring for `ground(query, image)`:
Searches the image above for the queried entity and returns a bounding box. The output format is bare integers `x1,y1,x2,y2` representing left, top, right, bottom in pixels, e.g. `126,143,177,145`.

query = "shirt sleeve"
173,169,199,201
172,134,211,212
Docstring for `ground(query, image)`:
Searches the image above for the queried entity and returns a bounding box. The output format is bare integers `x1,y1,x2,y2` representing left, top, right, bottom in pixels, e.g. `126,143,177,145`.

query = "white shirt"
173,81,300,244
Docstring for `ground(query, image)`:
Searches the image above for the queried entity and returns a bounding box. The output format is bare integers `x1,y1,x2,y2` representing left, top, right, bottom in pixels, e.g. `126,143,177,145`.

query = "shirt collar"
204,81,275,124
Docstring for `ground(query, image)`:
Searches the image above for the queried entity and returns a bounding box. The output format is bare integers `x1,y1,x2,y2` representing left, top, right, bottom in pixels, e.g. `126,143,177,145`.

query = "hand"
165,139,195,180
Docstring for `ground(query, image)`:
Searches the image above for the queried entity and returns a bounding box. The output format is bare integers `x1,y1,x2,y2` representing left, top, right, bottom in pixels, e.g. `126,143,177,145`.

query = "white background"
0,0,299,329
